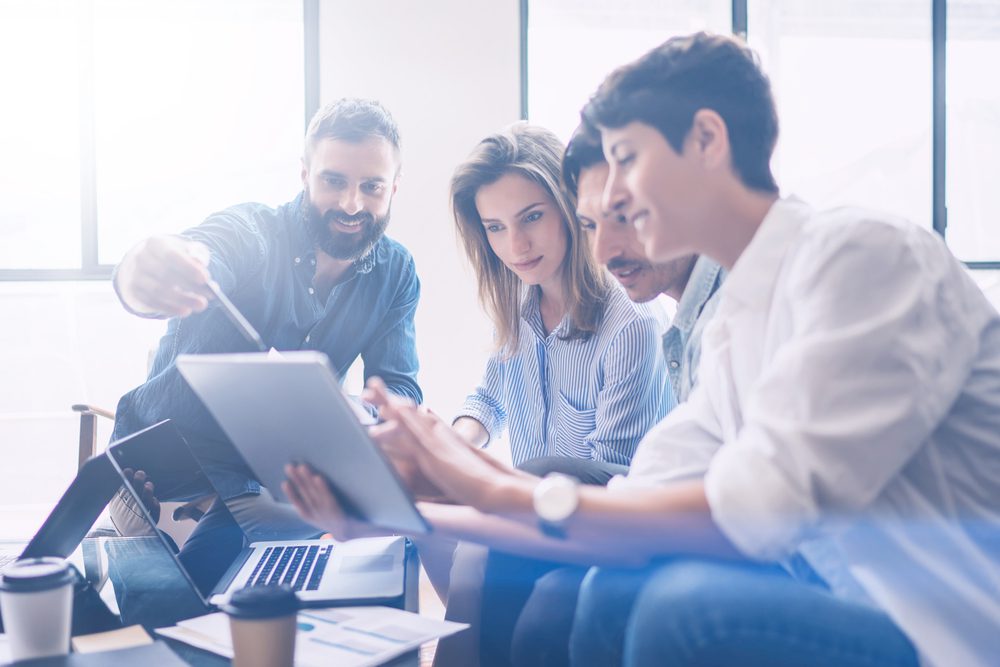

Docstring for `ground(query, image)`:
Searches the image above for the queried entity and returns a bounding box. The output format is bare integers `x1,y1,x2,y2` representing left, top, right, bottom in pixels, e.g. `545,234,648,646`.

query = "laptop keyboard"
244,544,333,592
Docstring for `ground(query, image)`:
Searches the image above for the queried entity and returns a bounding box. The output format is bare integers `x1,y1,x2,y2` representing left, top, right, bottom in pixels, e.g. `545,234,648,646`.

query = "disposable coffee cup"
223,585,298,667
0,557,75,662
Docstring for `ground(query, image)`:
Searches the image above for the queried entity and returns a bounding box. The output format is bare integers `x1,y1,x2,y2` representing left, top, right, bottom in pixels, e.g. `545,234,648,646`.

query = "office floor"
419,567,446,666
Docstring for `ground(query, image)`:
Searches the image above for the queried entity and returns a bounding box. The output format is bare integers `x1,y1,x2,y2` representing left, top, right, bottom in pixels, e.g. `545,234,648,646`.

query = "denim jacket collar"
672,255,724,337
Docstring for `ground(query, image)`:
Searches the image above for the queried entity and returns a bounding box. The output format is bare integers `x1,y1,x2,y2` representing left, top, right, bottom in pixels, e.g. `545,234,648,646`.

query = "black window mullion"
519,0,529,120
732,0,748,39
932,0,947,238
303,0,320,131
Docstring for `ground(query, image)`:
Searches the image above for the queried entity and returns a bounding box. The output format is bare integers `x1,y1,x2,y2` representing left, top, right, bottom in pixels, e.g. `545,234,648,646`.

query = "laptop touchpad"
338,554,395,574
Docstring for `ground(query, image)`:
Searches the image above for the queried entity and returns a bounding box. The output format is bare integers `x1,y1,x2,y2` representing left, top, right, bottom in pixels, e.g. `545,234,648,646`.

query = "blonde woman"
449,123,673,475
417,125,674,666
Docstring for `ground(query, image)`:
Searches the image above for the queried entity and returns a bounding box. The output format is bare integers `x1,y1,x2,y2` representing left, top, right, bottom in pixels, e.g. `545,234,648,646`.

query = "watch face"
535,475,579,523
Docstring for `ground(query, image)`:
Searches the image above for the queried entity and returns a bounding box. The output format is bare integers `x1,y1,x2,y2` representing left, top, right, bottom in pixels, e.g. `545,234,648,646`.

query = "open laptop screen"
19,455,121,560
104,421,226,598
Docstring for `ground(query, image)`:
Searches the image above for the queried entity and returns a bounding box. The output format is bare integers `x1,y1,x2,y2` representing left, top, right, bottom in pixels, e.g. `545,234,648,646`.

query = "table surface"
163,638,419,666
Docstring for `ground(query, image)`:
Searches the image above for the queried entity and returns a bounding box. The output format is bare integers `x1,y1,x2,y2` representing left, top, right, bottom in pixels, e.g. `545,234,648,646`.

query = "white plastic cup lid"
0,557,74,593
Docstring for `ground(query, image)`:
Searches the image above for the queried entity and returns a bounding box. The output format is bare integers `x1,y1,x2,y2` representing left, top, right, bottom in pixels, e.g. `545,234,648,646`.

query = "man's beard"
303,195,390,261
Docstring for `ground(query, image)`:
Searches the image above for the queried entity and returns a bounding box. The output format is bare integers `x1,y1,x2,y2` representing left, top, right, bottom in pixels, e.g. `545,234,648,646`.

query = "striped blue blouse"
456,285,675,466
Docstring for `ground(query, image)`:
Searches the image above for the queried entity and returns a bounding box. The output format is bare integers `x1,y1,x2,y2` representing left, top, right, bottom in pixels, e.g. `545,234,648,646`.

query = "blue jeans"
571,559,919,667
477,456,628,667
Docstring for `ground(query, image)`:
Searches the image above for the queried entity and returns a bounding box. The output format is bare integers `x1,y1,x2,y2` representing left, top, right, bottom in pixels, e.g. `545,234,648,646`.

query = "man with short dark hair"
563,123,723,403
111,98,421,586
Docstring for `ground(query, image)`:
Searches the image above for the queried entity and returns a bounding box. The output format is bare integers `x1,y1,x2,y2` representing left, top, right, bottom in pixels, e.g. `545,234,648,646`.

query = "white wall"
318,0,522,416
0,282,163,537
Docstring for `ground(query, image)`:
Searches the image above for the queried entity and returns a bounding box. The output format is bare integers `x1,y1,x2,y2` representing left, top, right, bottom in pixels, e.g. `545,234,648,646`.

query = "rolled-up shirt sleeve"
705,219,983,560
361,255,422,405
455,352,507,445
181,209,269,295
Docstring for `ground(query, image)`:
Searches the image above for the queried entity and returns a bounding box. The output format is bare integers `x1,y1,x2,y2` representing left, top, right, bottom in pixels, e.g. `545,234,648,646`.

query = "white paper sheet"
157,606,467,667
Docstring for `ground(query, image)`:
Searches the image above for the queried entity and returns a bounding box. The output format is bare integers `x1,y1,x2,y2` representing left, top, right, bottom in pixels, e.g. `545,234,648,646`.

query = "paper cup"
0,558,75,661
223,585,298,667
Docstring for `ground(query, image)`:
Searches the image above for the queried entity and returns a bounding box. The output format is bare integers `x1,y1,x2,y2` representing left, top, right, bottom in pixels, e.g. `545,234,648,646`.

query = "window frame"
0,0,320,282
522,0,998,269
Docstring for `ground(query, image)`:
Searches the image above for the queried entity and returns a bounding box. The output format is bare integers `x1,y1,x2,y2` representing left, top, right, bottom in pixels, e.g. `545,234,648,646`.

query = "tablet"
176,351,430,535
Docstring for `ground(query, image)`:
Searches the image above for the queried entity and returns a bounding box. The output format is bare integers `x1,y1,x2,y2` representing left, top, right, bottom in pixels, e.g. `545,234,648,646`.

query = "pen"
205,280,267,352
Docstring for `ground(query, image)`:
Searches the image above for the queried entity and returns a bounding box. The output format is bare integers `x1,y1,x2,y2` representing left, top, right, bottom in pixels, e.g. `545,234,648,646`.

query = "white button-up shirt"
617,198,1000,666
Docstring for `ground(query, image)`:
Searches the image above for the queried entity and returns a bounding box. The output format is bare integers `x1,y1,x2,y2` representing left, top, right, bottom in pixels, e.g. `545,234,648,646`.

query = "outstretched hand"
363,378,521,512
283,463,381,541
116,235,214,317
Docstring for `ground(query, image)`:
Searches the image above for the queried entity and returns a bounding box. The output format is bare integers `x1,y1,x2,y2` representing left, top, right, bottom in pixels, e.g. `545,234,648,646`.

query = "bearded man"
110,98,420,587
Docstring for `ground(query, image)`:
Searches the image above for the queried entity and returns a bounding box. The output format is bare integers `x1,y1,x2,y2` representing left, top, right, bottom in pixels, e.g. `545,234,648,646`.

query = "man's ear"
689,109,730,171
391,170,402,197
300,157,309,189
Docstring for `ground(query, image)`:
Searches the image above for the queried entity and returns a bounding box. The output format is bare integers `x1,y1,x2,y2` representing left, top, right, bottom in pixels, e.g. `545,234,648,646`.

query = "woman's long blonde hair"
450,123,609,356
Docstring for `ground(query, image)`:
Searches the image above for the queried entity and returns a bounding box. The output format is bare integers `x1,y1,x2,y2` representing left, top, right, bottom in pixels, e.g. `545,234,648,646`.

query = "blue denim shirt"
112,193,422,500
661,256,725,402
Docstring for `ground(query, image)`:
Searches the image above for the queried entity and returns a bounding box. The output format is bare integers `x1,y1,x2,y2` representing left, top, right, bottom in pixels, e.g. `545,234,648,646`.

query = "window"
748,1,933,230
0,1,83,272
0,0,313,279
946,1,1000,263
525,0,1000,265
526,0,731,143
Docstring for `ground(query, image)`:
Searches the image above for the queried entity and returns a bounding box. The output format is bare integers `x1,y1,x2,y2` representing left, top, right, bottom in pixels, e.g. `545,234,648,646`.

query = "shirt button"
669,360,680,369
294,257,301,264
308,287,315,295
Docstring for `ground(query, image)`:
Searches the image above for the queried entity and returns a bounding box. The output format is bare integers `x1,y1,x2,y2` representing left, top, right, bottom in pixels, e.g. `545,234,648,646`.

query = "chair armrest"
72,404,116,471
72,404,116,421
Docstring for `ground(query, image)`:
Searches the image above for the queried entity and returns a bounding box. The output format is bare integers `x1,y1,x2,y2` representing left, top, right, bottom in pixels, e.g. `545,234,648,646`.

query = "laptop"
0,454,123,631
175,351,430,535
105,420,410,609
0,454,122,572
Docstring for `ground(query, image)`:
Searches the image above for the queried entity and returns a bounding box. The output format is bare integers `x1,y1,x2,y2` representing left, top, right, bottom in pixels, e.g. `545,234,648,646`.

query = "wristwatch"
532,473,580,539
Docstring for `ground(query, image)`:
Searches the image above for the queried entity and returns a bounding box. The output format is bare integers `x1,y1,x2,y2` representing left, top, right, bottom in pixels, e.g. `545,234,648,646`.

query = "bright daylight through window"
528,0,1000,264
0,0,305,276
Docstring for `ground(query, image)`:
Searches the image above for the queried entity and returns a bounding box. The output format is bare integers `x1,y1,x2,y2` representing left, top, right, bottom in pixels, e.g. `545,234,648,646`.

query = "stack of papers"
157,606,467,667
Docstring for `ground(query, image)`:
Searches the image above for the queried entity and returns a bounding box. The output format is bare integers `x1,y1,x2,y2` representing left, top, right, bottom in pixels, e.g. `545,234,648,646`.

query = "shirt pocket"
553,391,597,460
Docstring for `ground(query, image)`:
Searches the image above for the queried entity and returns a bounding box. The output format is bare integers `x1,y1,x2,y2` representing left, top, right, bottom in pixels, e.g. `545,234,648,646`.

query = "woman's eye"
485,224,503,233
616,154,635,167
581,221,596,232
524,210,543,223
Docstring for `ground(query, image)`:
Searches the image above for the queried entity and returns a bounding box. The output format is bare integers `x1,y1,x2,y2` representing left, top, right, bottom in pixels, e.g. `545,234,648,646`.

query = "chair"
71,403,115,472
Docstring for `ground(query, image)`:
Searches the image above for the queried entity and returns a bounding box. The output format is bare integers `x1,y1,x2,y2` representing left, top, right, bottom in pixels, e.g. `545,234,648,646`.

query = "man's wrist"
478,474,534,514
